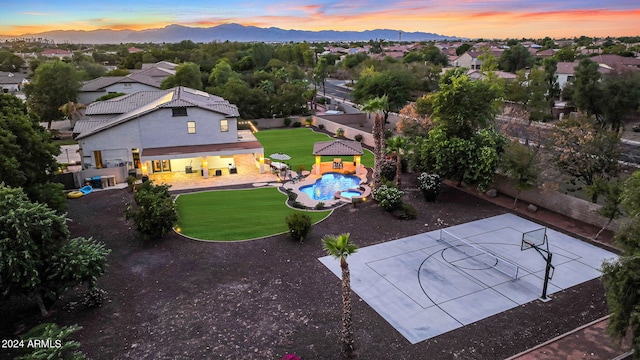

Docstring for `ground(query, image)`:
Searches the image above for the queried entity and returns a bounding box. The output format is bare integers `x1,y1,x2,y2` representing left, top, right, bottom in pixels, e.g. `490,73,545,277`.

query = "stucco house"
74,86,264,179
0,71,28,94
78,61,177,105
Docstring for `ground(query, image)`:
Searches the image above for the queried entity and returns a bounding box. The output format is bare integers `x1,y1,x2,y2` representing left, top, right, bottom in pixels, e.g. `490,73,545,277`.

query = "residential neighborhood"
1,29,640,359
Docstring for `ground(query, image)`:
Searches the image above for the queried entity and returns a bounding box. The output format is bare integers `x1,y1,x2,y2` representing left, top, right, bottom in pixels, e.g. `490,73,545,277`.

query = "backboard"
521,227,547,251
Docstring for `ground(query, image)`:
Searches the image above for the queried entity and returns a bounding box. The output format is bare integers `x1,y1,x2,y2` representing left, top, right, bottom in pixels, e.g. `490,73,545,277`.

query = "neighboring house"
0,71,28,94
74,86,264,178
556,61,614,90
589,54,640,72
466,69,516,81
454,49,503,69
40,49,73,59
78,62,176,104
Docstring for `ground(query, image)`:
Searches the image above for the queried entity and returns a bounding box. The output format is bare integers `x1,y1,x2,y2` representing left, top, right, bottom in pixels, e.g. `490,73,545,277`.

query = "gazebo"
312,140,364,175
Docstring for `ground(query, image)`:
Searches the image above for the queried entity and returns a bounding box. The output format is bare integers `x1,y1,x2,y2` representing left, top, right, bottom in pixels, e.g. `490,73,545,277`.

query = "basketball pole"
527,240,554,300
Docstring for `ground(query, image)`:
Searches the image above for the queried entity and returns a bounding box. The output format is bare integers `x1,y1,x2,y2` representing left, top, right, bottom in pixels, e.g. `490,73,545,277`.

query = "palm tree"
385,135,408,188
58,101,86,128
322,233,358,357
361,95,388,189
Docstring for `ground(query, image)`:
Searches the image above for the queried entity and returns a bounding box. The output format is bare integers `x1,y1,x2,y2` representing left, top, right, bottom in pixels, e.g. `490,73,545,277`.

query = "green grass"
175,187,331,241
254,128,374,171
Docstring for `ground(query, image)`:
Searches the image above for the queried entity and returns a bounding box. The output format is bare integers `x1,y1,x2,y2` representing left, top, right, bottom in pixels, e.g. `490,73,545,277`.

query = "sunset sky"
2,0,639,39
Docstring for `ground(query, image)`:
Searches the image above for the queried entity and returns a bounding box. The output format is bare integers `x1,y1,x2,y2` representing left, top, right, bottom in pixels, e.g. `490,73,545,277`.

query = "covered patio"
312,139,365,175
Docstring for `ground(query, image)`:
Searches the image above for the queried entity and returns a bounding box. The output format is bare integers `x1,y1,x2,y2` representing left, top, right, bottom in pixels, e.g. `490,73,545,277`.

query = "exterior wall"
79,107,238,168
557,73,574,90
78,120,143,168
492,175,628,232
138,107,237,148
312,115,374,147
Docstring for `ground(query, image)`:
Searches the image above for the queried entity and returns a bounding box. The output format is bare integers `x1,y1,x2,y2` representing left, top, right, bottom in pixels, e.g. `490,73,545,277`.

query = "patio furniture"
215,169,222,176
333,158,343,169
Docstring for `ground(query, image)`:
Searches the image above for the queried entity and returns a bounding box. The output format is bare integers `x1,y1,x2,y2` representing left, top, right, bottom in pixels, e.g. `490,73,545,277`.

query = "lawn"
175,187,331,241
254,127,374,171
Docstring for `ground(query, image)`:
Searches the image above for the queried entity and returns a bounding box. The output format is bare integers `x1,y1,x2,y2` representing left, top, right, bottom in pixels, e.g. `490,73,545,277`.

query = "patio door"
152,159,171,173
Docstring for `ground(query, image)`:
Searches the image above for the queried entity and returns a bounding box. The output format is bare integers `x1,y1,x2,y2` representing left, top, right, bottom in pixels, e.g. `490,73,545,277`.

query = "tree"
322,233,358,357
571,58,604,124
499,44,534,73
208,59,240,88
0,49,25,71
550,116,620,201
362,96,388,188
58,101,86,128
17,323,88,360
500,141,540,207
161,62,203,90
600,72,640,132
352,69,413,122
385,136,408,187
0,94,65,211
591,178,623,239
24,60,82,129
314,57,329,97
543,58,561,118
411,73,505,190
125,181,178,240
601,171,640,354
0,185,110,316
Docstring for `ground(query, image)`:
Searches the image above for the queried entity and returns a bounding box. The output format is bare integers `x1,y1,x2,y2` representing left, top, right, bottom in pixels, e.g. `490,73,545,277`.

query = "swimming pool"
300,172,361,201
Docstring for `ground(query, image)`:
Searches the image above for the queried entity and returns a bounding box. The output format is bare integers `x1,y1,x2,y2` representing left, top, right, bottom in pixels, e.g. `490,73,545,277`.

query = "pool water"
300,172,361,200
340,190,363,199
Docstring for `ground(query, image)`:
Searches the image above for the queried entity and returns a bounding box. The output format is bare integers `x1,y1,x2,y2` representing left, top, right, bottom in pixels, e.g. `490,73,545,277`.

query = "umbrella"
270,153,291,161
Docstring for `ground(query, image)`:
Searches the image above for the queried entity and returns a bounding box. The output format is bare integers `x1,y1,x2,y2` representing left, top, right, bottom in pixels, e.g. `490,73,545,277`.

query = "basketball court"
318,213,618,344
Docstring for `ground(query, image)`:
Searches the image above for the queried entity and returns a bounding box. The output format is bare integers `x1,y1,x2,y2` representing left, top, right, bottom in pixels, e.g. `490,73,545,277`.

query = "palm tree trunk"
395,153,402,188
372,114,384,188
595,218,612,240
341,259,355,357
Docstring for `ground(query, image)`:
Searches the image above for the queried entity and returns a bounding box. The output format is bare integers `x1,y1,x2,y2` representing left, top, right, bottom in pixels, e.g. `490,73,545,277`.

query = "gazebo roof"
312,140,363,156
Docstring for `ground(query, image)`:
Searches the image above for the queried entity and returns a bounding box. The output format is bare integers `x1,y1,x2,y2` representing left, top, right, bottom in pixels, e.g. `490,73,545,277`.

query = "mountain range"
1,23,462,44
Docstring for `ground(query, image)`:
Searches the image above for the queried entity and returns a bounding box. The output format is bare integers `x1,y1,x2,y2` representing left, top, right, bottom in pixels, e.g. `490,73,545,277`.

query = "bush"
305,117,313,126
354,134,363,142
380,157,397,182
286,190,298,201
417,173,442,202
293,121,302,127
373,184,404,212
284,117,292,127
335,127,345,137
125,181,178,240
18,323,87,360
319,124,325,130
285,213,312,242
395,203,418,220
314,202,325,210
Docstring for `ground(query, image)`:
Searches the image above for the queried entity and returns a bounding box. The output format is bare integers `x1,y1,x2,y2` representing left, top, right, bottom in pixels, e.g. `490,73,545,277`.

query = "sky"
1,0,639,39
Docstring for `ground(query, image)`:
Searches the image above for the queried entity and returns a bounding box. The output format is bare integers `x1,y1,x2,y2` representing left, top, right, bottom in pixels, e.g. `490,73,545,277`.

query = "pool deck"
283,163,370,208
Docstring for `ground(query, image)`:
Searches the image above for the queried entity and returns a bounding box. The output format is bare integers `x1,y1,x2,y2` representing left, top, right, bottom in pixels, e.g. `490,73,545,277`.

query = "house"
454,49,504,69
74,86,264,179
556,61,613,90
78,61,177,104
0,71,28,94
589,54,640,73
40,49,73,59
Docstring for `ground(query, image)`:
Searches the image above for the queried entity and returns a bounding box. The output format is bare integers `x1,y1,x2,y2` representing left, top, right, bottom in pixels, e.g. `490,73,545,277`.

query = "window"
187,121,196,134
220,119,229,132
172,108,188,117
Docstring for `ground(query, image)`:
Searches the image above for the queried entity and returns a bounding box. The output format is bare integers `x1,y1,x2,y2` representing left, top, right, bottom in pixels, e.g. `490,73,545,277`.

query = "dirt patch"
0,174,621,359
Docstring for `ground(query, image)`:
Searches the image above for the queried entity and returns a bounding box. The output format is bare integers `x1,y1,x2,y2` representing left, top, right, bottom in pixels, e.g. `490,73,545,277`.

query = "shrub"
380,157,397,182
395,203,417,220
284,117,292,127
125,181,178,240
305,117,313,126
291,201,305,209
18,323,87,360
417,173,442,202
293,121,302,127
314,202,325,210
319,124,325,130
354,134,363,142
335,127,345,137
373,184,404,212
286,190,298,201
285,213,312,242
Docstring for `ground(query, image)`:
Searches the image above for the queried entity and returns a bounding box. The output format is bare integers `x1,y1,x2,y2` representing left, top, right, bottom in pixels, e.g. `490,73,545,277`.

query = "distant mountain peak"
1,23,463,44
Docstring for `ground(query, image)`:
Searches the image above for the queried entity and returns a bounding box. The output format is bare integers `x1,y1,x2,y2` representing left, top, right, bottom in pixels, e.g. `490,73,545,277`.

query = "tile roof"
77,87,239,139
313,140,363,156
